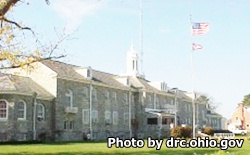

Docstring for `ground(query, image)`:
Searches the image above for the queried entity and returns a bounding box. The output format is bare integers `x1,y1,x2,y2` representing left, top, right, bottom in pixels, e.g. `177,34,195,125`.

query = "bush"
170,126,192,138
182,126,192,138
170,126,182,138
202,127,214,135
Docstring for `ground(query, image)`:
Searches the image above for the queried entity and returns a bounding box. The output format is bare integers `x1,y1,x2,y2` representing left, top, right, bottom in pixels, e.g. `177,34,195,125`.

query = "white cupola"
126,43,139,77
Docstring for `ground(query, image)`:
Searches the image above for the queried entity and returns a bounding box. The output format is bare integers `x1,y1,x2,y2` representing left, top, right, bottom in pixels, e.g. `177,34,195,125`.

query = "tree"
0,0,49,17
242,94,250,106
196,94,219,110
0,0,68,70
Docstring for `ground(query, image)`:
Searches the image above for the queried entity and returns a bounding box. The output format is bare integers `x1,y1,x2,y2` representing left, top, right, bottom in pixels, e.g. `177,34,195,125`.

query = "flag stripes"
192,22,209,36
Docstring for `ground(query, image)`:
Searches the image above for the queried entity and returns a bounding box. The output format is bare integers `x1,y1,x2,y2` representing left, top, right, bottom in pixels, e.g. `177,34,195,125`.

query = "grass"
0,136,249,155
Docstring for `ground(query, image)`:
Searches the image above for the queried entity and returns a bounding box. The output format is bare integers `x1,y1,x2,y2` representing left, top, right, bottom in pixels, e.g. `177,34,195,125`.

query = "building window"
113,111,118,125
69,121,74,130
87,69,91,78
155,97,159,108
124,93,128,104
82,109,89,124
92,110,98,123
0,100,8,120
65,89,73,107
105,111,111,124
124,112,129,124
17,100,26,120
83,86,89,97
64,121,67,130
105,90,110,100
112,92,117,101
131,95,135,103
147,118,157,125
92,88,97,100
170,99,174,105
148,95,152,106
37,104,45,121
162,117,168,125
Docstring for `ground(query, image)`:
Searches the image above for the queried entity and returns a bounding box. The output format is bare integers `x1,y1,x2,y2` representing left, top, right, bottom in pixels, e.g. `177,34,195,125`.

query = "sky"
9,0,250,119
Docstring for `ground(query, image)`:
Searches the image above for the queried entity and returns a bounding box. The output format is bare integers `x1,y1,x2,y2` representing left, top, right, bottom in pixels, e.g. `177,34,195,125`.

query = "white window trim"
92,88,97,100
69,121,74,130
105,111,111,124
82,109,90,124
0,99,8,121
124,112,129,124
37,103,45,121
17,100,26,121
65,89,73,107
113,111,118,125
92,110,98,123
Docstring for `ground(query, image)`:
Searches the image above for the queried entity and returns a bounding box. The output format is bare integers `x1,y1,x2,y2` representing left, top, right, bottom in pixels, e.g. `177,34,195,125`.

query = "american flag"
192,43,203,51
192,22,209,36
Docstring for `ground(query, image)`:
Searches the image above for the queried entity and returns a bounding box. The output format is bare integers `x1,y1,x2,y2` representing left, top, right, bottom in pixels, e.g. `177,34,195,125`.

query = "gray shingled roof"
41,60,192,99
0,73,53,100
42,60,130,90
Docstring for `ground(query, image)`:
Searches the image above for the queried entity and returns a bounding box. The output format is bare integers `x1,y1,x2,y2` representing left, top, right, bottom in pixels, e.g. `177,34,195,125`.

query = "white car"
228,129,247,135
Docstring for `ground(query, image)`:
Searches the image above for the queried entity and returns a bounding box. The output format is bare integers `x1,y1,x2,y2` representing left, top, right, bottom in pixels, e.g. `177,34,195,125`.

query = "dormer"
74,66,92,79
148,81,168,91
115,76,130,87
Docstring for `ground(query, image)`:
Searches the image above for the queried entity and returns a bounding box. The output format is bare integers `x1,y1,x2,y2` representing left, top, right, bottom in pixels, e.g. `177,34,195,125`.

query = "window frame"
124,93,128,104
17,100,26,121
69,121,74,130
112,92,117,101
0,99,8,121
105,111,111,124
37,103,45,121
124,112,129,124
105,90,110,100
65,89,73,107
113,111,118,125
82,109,90,124
92,110,98,123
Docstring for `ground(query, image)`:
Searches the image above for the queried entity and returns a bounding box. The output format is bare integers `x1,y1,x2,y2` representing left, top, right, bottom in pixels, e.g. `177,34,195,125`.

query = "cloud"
51,0,105,30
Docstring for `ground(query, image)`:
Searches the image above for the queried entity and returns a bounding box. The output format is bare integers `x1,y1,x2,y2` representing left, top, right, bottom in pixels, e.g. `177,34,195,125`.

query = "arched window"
65,89,73,107
37,104,45,121
0,100,8,120
17,100,26,120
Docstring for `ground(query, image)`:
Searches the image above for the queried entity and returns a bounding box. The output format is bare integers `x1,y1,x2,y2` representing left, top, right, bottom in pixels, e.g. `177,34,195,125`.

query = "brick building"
229,104,250,132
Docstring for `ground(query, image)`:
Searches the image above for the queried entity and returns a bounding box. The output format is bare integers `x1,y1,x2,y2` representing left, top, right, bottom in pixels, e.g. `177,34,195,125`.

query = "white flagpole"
190,15,196,138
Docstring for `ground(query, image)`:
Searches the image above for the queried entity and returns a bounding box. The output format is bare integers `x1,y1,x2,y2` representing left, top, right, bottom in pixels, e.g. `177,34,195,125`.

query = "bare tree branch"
1,16,33,32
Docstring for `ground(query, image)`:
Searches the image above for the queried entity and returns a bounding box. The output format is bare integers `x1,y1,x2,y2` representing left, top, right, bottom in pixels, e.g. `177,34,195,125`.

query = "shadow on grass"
0,149,229,155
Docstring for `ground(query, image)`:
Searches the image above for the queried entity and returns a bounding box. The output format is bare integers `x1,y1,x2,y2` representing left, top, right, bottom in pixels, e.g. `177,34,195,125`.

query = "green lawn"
0,137,249,155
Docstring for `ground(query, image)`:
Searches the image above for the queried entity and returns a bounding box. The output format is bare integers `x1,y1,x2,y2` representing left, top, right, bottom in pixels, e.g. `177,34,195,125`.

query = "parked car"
228,125,248,135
